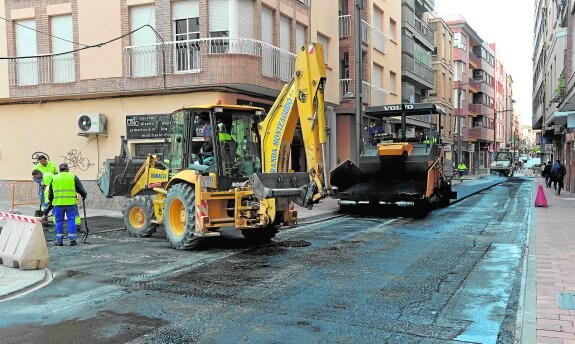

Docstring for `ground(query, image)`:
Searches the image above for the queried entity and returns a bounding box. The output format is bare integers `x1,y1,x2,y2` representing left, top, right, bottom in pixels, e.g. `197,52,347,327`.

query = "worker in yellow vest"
33,155,58,175
48,163,87,246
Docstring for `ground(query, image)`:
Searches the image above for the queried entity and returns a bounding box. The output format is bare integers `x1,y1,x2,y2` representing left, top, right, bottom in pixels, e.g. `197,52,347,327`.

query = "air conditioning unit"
77,113,107,135
474,122,481,127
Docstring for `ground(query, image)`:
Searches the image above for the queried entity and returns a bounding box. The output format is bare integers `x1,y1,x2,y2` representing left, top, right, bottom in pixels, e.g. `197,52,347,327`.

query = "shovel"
81,198,89,243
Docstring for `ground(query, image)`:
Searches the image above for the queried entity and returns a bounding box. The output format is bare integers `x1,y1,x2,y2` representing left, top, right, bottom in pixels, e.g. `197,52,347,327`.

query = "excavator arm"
252,43,332,208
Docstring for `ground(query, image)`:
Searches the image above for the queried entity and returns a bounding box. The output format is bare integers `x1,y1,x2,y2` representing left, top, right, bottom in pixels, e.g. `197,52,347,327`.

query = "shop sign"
126,114,171,140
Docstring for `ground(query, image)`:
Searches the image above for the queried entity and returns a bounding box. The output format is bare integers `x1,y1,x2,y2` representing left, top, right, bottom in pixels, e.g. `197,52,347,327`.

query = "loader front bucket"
98,157,148,198
251,172,313,207
330,143,436,204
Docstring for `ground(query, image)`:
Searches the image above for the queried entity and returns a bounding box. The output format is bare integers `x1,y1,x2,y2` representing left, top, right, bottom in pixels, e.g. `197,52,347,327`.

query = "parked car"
519,154,529,163
524,158,541,169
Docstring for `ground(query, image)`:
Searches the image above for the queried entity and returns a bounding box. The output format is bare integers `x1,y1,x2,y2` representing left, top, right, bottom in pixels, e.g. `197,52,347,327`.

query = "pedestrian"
33,155,58,175
457,162,467,182
550,159,567,195
542,161,553,188
48,163,87,246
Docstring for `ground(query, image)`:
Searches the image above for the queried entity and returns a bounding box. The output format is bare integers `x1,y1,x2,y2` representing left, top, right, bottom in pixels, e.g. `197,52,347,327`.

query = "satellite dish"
78,115,92,131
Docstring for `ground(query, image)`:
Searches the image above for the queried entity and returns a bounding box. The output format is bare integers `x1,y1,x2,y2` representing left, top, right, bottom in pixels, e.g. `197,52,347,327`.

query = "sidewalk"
523,178,575,343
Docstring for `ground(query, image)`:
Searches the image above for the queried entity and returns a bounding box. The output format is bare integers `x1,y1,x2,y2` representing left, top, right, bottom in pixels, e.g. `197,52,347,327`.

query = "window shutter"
296,23,305,51
317,34,328,64
280,15,290,51
130,5,156,45
172,0,198,21
130,5,156,77
51,15,74,83
373,64,382,88
16,19,38,85
16,19,36,57
373,7,382,31
238,0,254,38
209,0,229,32
51,15,72,53
261,6,274,44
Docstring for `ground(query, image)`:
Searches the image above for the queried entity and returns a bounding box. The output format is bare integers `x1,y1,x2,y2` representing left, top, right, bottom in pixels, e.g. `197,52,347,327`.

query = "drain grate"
559,292,575,310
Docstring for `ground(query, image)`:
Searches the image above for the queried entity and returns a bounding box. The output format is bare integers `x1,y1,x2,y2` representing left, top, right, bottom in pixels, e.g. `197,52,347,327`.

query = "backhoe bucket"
251,172,312,206
98,157,148,198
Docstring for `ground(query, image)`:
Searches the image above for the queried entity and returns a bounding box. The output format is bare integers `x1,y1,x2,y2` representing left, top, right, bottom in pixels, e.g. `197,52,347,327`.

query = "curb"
298,211,344,225
519,178,537,344
0,267,53,302
449,179,506,205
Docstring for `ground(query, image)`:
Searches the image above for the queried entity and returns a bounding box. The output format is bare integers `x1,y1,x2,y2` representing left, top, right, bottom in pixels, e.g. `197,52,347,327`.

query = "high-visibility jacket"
219,132,232,141
34,161,58,175
42,172,54,205
457,163,467,171
51,172,78,206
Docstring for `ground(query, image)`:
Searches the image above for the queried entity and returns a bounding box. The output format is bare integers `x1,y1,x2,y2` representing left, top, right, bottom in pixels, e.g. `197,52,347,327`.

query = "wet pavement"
0,176,531,343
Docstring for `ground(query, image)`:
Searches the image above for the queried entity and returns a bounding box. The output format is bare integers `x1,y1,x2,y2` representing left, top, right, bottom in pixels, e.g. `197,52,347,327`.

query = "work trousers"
54,205,78,243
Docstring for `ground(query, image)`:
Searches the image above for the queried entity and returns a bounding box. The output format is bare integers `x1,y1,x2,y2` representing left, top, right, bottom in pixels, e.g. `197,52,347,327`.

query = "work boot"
69,240,77,246
55,242,63,247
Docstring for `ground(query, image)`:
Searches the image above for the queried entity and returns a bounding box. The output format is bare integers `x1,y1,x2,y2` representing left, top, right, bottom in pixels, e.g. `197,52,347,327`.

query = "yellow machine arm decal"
259,43,329,196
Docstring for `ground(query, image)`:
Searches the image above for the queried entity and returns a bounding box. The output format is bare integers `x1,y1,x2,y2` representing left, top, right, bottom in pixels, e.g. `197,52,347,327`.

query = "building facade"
334,0,401,165
0,0,327,208
428,15,454,162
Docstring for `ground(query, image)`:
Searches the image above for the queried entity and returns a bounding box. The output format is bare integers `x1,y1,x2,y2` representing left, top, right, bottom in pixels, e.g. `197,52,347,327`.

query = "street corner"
0,265,53,301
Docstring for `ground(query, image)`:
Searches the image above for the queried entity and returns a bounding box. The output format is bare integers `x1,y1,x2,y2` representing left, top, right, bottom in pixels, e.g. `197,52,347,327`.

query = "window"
454,61,465,81
51,15,74,83
261,6,274,77
296,23,306,51
15,19,38,85
172,0,200,72
373,7,383,31
390,71,396,94
209,0,229,53
317,33,329,65
453,32,467,51
389,18,396,41
280,15,291,80
130,5,156,77
373,64,383,88
238,0,254,39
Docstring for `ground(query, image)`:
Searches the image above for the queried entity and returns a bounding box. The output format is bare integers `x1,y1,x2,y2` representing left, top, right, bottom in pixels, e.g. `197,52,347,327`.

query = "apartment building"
444,15,500,173
334,0,401,165
428,15,454,162
551,0,574,191
0,0,328,207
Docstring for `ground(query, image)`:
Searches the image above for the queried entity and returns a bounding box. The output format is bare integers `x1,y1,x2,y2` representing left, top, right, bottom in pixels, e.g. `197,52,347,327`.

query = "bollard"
534,183,548,207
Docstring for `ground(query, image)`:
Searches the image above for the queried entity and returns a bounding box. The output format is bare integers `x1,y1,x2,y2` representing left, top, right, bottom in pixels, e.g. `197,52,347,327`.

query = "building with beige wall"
332,0,401,165
0,0,319,209
428,16,454,161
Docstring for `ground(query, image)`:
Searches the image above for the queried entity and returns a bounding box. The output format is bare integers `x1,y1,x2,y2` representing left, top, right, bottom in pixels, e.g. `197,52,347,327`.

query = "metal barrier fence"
10,180,40,213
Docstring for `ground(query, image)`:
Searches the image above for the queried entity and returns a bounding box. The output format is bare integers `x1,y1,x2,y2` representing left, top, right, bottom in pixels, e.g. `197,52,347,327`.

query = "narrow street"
0,177,532,343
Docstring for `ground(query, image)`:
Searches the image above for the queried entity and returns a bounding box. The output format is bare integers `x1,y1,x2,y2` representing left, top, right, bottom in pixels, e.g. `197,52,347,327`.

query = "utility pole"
354,0,363,164
457,85,462,166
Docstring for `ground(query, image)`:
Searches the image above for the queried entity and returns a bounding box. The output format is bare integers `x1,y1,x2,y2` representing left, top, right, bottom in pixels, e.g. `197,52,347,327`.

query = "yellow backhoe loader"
98,43,331,249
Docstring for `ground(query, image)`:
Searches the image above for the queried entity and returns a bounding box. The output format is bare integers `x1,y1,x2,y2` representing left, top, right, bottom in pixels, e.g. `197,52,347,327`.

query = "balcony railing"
372,27,388,53
297,0,310,6
414,15,434,43
339,15,352,38
9,53,76,86
361,20,370,45
402,54,434,84
124,37,296,82
363,81,389,106
339,79,388,106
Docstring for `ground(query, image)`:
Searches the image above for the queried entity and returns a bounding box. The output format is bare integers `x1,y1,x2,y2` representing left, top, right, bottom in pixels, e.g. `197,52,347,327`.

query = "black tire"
241,227,278,244
413,199,429,219
122,196,157,238
164,183,198,250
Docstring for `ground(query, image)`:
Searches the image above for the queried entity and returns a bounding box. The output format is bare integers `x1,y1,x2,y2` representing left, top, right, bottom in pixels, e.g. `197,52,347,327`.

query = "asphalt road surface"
0,177,532,343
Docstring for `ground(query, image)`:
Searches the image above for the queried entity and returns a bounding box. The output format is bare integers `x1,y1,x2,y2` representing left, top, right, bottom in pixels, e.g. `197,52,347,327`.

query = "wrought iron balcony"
339,15,352,38
124,38,296,82
9,53,75,86
339,79,389,106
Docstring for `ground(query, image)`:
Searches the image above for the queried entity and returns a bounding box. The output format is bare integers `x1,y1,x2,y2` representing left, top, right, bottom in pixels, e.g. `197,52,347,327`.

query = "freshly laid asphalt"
10,175,575,344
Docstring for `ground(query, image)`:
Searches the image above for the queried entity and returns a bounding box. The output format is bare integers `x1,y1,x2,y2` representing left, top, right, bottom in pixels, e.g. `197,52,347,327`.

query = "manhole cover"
559,292,575,310
278,240,311,248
